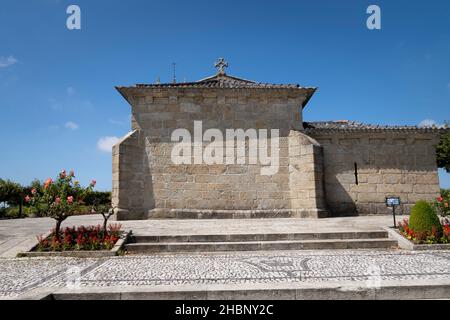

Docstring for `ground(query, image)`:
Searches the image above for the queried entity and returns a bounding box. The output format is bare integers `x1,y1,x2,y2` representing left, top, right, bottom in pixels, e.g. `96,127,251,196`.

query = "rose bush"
433,190,450,217
26,170,95,241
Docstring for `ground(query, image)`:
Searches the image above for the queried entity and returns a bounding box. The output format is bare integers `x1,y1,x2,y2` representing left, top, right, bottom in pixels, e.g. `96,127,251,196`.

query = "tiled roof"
304,120,449,133
132,73,314,90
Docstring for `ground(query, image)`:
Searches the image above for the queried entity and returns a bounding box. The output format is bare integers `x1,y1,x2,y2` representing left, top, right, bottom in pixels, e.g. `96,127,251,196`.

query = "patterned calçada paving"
1,249,449,298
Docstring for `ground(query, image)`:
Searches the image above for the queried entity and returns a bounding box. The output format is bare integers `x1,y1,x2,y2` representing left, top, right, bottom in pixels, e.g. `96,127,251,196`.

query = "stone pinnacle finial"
214,58,228,75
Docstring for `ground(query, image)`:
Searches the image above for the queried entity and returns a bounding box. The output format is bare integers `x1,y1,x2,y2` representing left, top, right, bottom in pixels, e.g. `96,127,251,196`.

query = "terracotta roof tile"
304,121,449,133
132,73,313,90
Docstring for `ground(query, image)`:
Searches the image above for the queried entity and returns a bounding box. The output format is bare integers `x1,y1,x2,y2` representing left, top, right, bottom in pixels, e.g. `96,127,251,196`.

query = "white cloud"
65,121,79,130
66,86,76,96
97,136,120,153
0,55,18,68
418,119,445,128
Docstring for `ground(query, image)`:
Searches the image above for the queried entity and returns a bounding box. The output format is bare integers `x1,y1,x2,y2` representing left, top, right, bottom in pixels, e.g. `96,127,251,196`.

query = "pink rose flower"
67,196,74,204
55,197,61,204
437,196,444,203
25,195,31,203
69,170,75,177
90,180,97,187
31,188,37,195
44,178,53,189
60,170,66,178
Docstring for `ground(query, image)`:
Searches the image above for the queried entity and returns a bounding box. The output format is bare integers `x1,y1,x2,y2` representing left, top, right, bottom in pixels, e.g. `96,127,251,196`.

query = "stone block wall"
289,131,327,217
112,130,153,220
310,132,441,216
113,87,325,219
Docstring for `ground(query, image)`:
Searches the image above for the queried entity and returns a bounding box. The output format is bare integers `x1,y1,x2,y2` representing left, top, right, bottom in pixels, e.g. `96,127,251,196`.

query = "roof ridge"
129,70,307,89
303,120,450,132
196,73,256,84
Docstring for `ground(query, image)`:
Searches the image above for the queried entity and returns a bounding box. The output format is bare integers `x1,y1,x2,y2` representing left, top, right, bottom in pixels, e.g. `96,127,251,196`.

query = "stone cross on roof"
214,58,228,75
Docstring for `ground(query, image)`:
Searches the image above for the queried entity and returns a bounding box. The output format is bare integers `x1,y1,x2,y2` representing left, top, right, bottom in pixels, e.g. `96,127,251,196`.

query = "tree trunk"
18,199,23,219
102,214,108,240
55,219,63,242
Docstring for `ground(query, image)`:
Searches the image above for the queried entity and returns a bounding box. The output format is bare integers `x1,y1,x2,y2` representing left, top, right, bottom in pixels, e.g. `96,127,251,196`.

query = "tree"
0,179,25,218
91,201,116,239
26,170,94,241
437,132,450,173
25,179,44,217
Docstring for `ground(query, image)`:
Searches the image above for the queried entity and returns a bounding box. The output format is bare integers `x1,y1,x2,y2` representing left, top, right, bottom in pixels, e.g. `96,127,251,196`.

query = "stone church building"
113,59,443,220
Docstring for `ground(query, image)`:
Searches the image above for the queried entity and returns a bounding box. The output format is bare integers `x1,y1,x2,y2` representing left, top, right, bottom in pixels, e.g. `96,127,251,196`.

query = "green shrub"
83,191,111,206
409,200,442,235
0,206,37,219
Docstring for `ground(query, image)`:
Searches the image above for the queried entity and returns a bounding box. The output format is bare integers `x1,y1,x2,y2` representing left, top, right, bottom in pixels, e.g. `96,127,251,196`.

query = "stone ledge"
144,209,328,220
115,209,147,220
384,227,450,251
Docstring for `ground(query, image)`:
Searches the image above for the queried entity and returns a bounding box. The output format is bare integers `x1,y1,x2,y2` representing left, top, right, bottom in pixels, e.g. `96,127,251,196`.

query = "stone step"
131,230,389,243
125,238,398,253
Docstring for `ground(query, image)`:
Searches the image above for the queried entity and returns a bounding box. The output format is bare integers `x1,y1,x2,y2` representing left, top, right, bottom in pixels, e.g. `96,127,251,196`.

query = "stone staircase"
125,230,398,253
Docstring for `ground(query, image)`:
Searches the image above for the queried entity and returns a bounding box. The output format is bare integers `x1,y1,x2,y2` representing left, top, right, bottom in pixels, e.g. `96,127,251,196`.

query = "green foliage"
409,200,443,235
0,179,26,218
26,170,96,238
437,132,450,173
441,189,450,200
0,206,35,219
0,176,113,222
83,191,111,206
0,179,24,206
433,189,450,217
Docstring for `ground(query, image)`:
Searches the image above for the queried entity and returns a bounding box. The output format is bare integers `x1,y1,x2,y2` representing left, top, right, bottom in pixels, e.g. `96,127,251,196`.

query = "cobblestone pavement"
1,249,449,298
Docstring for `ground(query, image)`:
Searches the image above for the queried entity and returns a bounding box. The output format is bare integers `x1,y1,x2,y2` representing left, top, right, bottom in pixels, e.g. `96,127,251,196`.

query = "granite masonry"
112,60,445,220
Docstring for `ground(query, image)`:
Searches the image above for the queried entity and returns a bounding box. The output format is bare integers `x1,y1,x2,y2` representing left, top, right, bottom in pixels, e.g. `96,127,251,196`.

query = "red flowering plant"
433,190,450,217
444,223,450,244
35,224,122,251
26,170,95,242
398,219,416,241
398,218,450,244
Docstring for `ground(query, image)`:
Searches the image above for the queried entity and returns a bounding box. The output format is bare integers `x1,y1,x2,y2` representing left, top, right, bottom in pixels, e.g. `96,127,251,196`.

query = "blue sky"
0,0,449,190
